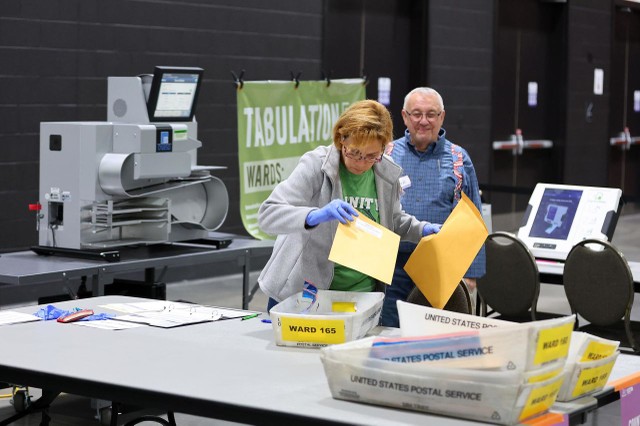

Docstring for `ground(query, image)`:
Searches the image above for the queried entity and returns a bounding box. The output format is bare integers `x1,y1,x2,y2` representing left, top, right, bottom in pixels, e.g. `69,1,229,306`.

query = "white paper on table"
0,311,42,326
73,319,146,330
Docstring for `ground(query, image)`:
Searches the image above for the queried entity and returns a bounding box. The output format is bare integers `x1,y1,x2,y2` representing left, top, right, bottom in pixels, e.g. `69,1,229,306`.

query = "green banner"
237,79,366,239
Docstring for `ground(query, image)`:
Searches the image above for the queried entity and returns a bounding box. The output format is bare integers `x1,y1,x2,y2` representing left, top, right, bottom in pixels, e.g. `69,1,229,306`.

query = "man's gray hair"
403,87,445,111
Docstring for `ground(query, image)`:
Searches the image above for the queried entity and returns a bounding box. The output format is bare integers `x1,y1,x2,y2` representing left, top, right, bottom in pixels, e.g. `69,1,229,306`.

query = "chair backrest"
477,231,540,319
563,239,634,326
406,281,472,315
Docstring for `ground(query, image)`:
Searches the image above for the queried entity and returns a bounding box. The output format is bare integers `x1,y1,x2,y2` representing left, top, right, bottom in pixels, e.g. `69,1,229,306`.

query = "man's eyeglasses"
341,145,383,163
404,109,442,122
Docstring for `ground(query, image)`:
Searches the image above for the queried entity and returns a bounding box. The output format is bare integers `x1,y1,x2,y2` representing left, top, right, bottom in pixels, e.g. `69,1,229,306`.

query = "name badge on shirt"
399,175,412,190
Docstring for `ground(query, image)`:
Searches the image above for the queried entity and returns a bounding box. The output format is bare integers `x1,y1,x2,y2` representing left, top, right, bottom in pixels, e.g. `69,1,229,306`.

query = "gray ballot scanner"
35,67,228,259
517,183,623,261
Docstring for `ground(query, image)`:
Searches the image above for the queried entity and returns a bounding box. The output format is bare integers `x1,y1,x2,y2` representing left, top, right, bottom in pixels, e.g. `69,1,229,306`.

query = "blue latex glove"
34,305,77,320
34,304,114,321
81,312,115,321
306,199,359,226
422,223,442,237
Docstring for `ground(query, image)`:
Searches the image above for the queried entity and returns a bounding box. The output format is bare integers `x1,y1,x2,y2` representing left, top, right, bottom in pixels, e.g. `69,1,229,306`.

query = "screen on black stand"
146,66,204,122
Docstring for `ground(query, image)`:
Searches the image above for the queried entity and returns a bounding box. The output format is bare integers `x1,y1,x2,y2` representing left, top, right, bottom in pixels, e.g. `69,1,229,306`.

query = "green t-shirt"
330,163,379,292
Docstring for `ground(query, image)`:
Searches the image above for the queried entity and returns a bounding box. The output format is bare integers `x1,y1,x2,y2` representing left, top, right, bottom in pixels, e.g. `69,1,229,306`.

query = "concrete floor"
2,210,640,425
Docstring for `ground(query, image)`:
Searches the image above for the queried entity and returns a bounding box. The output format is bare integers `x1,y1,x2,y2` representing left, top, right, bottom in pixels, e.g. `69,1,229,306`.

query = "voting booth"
517,183,623,260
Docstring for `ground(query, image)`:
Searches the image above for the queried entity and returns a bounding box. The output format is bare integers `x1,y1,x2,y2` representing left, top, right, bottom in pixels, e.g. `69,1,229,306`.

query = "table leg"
91,271,107,296
0,389,60,426
242,250,250,310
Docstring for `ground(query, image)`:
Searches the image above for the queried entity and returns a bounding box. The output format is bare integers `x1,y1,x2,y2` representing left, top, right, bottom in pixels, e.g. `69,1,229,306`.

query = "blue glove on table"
422,223,442,237
34,304,114,321
306,200,359,227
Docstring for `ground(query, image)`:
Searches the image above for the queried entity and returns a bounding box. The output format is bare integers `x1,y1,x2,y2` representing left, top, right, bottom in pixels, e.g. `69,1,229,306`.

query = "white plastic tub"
269,290,384,348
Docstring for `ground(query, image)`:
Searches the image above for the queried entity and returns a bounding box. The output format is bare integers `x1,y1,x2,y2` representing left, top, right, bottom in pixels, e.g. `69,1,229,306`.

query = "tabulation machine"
35,66,229,259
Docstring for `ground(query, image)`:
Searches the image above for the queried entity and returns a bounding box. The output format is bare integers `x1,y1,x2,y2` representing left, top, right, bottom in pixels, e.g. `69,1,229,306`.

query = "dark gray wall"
0,0,323,251
323,0,495,181
489,0,567,213
1,0,639,252
322,0,414,137
426,0,495,184
609,3,640,198
564,0,612,186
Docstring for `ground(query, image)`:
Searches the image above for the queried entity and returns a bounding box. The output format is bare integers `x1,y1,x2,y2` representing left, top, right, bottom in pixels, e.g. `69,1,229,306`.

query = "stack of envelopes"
320,302,588,425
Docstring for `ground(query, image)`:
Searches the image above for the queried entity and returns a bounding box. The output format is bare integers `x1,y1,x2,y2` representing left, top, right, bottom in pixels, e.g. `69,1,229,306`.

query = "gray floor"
2,210,640,425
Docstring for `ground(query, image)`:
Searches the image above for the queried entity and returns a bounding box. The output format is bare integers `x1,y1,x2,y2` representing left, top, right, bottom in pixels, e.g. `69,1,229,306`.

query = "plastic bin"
556,332,620,401
269,290,383,348
320,337,566,425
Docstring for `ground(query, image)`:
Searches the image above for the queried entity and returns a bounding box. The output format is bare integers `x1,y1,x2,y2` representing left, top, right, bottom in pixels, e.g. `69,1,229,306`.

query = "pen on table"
261,319,272,324
241,313,259,321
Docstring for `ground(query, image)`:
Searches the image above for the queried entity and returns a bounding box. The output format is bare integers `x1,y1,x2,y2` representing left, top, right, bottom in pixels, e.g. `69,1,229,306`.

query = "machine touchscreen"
528,188,582,240
517,183,622,260
146,66,203,122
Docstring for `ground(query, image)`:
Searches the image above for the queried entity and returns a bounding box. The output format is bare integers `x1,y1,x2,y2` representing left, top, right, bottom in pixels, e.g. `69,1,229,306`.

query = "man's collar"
404,128,447,153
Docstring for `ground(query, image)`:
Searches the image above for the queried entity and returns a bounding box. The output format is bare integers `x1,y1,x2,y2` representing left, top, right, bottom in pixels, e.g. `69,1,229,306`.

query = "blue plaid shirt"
389,128,486,278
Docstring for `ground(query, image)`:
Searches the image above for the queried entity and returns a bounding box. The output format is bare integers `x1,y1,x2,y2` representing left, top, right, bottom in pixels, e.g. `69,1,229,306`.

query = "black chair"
476,231,540,321
406,281,473,315
563,239,640,354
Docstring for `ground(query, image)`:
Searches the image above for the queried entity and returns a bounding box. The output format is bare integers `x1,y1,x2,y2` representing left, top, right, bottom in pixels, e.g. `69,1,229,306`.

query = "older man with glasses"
381,87,486,327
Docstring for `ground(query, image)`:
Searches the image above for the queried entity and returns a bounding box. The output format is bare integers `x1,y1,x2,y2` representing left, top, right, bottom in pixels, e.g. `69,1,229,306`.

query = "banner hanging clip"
322,70,332,87
290,70,302,89
361,69,369,86
231,69,245,90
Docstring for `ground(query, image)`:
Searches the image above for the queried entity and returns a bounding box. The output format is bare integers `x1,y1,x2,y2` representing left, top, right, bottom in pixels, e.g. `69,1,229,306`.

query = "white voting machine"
517,183,623,261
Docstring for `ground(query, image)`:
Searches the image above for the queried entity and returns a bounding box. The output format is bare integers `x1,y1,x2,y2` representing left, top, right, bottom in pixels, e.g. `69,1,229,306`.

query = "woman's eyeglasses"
341,145,383,163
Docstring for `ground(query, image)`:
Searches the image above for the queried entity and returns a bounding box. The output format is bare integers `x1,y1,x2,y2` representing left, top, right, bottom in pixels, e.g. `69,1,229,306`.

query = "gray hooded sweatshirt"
258,144,427,302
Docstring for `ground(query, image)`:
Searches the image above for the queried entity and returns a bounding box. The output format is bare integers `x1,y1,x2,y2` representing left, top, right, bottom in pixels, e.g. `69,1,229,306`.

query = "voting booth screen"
517,183,622,261
528,188,581,241
146,66,204,122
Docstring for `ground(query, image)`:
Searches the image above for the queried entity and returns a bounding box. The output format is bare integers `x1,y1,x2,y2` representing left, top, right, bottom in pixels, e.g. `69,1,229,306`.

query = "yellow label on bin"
280,317,345,344
571,358,616,398
519,376,563,422
580,341,618,362
527,367,563,384
533,322,573,366
332,302,357,313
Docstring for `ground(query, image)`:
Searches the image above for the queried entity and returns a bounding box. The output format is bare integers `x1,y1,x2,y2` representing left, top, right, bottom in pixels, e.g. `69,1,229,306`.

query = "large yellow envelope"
328,215,400,284
404,192,488,308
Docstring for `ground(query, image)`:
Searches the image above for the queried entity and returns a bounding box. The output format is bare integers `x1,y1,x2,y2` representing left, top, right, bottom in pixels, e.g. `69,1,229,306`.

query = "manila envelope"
404,192,488,308
329,215,400,284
